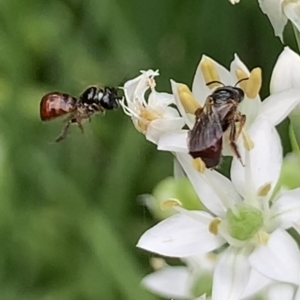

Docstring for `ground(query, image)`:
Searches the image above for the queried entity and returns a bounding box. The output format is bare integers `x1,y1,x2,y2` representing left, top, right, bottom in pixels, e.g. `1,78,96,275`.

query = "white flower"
271,47,300,93
137,118,300,300
142,254,215,299
257,0,300,41
229,0,240,4
157,54,300,156
270,46,300,117
120,70,185,144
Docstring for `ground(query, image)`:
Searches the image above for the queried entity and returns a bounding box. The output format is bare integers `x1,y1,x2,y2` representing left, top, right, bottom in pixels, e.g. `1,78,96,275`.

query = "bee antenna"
235,77,249,87
206,81,225,87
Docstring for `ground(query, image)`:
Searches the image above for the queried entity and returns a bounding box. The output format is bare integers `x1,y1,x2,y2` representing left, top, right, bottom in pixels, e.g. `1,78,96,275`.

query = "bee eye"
234,87,244,102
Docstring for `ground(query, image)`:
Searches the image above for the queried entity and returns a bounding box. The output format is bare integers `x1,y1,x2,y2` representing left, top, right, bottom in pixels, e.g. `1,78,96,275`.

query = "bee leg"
77,120,84,134
229,120,245,167
235,113,246,138
55,121,71,143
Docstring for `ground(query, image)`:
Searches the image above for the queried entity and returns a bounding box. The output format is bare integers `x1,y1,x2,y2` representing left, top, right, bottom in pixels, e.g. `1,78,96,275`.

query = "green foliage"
0,0,293,298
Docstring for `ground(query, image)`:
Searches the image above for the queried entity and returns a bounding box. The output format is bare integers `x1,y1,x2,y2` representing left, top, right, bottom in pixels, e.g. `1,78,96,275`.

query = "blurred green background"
0,0,296,299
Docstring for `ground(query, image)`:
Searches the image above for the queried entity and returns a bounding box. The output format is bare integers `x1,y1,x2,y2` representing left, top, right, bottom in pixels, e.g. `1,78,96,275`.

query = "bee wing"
188,107,223,152
216,100,235,121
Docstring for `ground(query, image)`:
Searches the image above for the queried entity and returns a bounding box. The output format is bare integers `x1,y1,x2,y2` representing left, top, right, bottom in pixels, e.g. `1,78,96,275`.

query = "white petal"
267,283,295,300
240,96,262,130
293,222,300,236
176,153,227,216
192,55,234,104
229,54,262,127
212,246,251,300
148,91,175,107
124,69,159,102
283,2,300,34
146,118,185,144
259,89,300,126
158,130,189,153
163,106,182,118
241,269,273,299
231,118,282,199
173,157,186,179
230,54,250,77
142,266,191,299
269,188,300,230
295,287,300,300
270,47,300,94
258,0,287,41
137,212,224,257
171,80,195,129
183,253,216,273
204,169,242,205
249,229,300,285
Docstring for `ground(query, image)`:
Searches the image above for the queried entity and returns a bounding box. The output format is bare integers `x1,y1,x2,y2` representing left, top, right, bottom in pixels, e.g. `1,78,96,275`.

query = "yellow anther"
245,68,262,99
136,107,160,133
159,198,182,211
200,58,221,89
242,129,255,151
206,252,218,263
235,69,248,91
257,183,272,197
150,257,166,270
255,231,269,245
209,218,221,235
192,158,206,173
177,84,200,114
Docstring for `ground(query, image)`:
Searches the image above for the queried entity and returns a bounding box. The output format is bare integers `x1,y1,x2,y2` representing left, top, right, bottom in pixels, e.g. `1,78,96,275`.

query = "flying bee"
40,86,121,142
188,78,248,168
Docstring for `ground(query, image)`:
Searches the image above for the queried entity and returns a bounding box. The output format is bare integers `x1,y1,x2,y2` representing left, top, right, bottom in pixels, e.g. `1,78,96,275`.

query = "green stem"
289,122,300,155
293,24,300,52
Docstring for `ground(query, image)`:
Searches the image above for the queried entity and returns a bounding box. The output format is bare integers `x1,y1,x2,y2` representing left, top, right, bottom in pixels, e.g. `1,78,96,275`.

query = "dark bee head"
99,87,121,110
214,86,245,103
207,80,246,104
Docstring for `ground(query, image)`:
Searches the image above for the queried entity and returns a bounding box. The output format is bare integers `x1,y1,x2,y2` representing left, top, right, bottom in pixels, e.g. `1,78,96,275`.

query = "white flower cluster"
121,48,300,300
229,0,300,42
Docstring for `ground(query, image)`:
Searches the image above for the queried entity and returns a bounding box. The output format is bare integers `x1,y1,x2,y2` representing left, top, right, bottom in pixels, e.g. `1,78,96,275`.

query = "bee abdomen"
40,92,77,121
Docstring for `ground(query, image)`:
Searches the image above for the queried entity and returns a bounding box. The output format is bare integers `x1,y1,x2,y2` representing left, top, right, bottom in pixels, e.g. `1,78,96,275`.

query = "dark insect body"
40,86,121,142
188,80,247,168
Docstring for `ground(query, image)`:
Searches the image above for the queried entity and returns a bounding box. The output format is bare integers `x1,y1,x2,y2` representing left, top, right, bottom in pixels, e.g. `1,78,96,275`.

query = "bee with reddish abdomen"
40,86,121,142
188,79,248,168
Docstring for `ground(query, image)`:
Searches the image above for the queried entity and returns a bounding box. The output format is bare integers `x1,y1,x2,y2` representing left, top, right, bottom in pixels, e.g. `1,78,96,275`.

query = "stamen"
140,107,159,121
159,198,182,211
192,158,206,173
136,107,161,132
235,69,248,91
245,68,262,99
209,218,221,235
119,101,141,119
257,183,272,197
177,84,200,114
200,58,221,89
254,231,269,245
242,129,255,151
147,76,156,91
